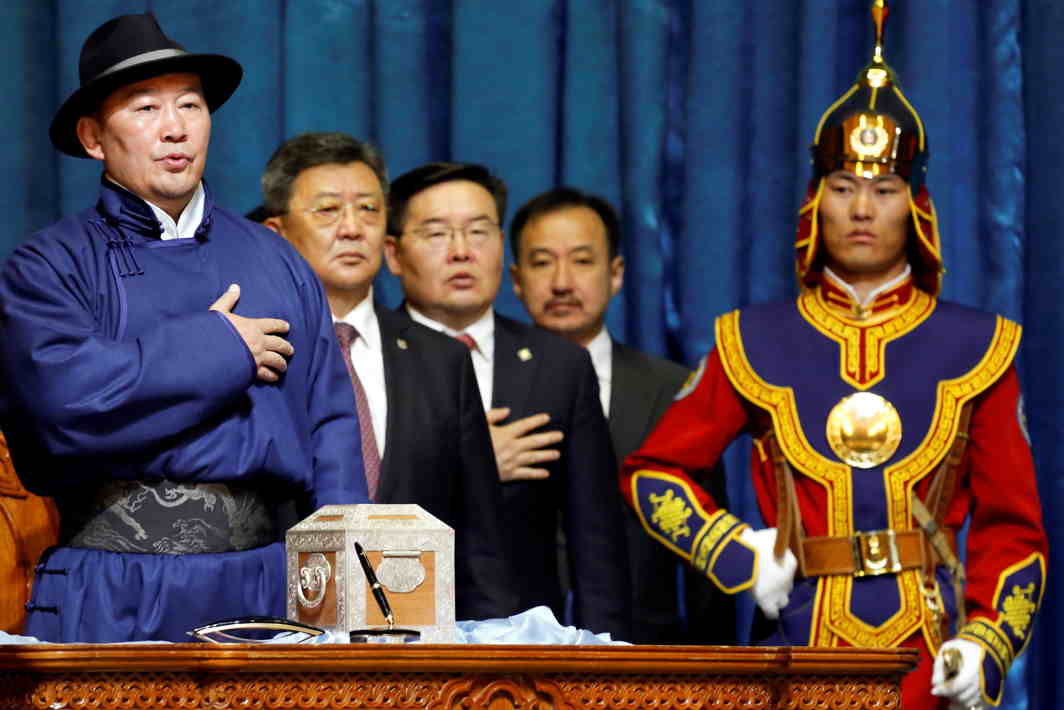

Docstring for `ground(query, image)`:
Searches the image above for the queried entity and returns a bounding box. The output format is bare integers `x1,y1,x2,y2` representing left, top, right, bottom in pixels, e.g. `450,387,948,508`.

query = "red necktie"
333,322,381,499
455,332,477,351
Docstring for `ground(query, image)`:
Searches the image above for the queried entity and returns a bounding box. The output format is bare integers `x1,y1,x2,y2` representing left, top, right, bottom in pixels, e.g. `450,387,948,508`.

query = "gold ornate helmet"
795,0,944,296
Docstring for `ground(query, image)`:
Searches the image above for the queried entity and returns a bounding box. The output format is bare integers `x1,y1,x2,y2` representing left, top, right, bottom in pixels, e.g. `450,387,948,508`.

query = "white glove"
740,527,797,619
931,638,986,709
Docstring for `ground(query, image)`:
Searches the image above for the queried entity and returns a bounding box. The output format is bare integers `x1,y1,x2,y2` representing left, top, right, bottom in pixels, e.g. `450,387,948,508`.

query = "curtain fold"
1021,1,1063,707
1,4,57,253
2,2,1057,705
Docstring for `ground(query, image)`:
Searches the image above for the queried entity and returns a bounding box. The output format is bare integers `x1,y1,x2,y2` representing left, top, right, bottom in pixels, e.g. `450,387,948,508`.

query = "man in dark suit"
510,187,734,644
261,133,517,621
383,164,630,639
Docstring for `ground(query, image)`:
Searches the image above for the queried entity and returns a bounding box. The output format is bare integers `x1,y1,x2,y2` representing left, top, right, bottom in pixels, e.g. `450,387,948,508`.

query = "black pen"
354,542,394,628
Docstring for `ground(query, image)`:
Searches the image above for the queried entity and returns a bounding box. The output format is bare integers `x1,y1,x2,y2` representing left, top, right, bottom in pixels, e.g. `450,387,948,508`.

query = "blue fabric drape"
2,1,1059,705
1022,1,1064,708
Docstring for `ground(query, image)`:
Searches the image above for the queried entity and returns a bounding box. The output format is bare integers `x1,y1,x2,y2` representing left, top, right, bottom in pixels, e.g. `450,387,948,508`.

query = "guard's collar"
819,265,915,321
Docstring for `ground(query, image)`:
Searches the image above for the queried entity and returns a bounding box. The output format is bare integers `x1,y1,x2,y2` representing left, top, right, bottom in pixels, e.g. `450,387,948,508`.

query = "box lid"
287,504,451,534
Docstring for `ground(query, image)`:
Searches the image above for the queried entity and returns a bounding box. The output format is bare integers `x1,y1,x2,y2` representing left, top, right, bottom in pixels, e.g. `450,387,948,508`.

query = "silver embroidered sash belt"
60,479,276,554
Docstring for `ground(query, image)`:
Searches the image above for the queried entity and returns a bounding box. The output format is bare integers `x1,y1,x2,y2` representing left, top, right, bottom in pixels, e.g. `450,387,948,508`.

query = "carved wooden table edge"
0,644,919,710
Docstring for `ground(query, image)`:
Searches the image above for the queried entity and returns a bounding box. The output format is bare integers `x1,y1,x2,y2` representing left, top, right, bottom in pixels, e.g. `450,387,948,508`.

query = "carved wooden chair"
0,432,59,633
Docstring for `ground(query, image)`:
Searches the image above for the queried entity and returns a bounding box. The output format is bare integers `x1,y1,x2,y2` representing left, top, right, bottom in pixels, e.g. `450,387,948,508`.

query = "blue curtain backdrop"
2,0,1060,704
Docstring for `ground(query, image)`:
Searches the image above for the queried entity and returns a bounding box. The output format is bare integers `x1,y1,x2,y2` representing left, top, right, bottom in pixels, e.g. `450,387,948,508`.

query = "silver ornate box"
286,504,457,642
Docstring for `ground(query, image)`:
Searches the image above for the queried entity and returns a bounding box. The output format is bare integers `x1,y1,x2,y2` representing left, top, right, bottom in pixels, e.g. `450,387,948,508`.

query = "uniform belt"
801,528,957,578
60,479,276,555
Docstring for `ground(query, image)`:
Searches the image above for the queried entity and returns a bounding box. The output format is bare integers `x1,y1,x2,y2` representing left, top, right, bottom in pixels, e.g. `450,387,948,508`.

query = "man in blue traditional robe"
0,13,369,642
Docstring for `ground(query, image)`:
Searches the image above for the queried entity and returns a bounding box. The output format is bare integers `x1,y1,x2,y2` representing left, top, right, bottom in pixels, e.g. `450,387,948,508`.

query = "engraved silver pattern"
377,551,426,593
287,532,345,551
297,553,332,609
286,504,457,641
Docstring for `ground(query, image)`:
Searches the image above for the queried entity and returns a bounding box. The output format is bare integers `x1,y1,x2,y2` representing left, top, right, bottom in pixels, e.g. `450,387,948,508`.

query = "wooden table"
0,643,917,709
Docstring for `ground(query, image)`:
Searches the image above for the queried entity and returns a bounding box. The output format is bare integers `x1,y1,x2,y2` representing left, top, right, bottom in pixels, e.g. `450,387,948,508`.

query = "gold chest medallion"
825,392,902,468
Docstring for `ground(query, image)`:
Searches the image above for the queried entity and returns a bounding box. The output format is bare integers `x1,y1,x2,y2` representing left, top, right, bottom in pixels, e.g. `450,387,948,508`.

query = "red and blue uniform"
621,273,1046,709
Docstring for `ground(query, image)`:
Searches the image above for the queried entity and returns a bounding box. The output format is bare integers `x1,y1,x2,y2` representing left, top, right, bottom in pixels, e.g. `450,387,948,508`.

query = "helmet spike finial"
871,0,889,64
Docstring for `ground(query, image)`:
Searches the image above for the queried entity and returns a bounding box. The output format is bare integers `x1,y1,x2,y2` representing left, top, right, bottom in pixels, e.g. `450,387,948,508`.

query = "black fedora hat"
50,13,243,158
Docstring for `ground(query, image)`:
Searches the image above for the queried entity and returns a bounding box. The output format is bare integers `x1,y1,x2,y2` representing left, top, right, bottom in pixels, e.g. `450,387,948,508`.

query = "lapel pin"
517,347,532,362
397,338,408,350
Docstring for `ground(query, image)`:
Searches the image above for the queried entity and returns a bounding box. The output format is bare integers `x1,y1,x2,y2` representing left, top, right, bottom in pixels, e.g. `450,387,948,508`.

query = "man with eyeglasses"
384,163,630,639
261,135,519,622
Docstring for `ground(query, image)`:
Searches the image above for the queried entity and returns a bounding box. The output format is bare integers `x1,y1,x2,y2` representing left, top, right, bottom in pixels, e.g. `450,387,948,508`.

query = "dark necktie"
333,322,381,499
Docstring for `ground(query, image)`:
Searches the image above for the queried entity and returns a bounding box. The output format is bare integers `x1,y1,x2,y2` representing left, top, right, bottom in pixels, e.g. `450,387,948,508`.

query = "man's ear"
76,115,105,161
609,254,625,297
383,235,402,276
263,216,284,236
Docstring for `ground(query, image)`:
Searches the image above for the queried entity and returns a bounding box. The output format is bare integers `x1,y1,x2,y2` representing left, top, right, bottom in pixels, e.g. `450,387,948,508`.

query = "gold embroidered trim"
910,193,941,264
798,287,936,390
959,619,1011,708
691,509,731,572
959,619,1013,670
859,315,1019,647
807,579,832,646
989,552,1046,657
889,317,1022,531
708,525,755,594
630,470,711,562
716,309,1022,649
796,179,826,273
824,571,925,649
959,620,1010,707
1001,584,1037,638
649,489,694,543
716,311,851,537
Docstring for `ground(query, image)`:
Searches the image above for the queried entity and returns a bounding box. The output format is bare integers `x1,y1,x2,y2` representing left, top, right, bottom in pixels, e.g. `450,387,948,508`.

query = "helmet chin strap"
794,176,943,298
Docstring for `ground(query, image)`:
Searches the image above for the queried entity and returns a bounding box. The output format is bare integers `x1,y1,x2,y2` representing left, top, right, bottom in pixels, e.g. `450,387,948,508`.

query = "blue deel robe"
0,177,369,642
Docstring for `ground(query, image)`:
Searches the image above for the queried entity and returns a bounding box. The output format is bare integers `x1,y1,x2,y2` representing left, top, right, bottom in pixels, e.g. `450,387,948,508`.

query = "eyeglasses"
406,221,500,252
292,199,383,228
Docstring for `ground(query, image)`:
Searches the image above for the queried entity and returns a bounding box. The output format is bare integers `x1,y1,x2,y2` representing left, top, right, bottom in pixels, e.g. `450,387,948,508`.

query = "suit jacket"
373,304,518,621
610,342,735,644
491,314,630,638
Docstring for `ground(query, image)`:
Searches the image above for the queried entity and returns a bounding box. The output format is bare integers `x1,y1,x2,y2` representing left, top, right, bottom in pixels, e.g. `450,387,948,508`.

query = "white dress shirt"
334,289,388,456
144,182,206,240
407,306,494,411
823,263,912,307
585,327,613,416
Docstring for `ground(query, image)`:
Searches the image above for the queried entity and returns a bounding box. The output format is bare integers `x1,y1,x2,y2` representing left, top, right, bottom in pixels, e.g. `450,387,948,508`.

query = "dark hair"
387,162,507,237
509,187,622,260
244,204,269,223
261,132,388,217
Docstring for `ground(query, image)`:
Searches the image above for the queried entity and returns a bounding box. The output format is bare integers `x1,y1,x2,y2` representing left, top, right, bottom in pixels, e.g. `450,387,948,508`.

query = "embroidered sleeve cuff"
698,517,755,593
629,470,753,594
957,619,1009,706
956,551,1047,705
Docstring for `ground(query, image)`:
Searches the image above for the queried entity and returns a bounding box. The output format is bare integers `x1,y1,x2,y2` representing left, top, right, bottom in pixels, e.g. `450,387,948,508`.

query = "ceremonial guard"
620,4,1046,708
